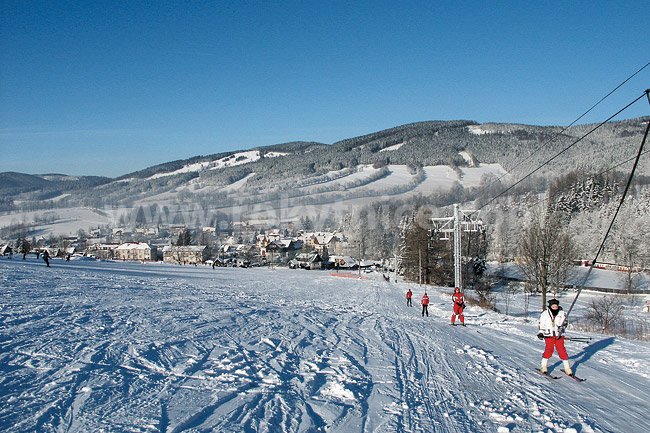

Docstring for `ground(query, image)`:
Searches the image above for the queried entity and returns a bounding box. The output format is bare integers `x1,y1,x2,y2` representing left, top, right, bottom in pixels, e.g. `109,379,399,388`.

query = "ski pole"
564,337,592,342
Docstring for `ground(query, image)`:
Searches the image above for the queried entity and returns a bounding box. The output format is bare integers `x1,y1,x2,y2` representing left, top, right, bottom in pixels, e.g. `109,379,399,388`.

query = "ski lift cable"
478,92,648,211
473,61,650,201
565,96,650,320
477,91,649,212
571,61,649,124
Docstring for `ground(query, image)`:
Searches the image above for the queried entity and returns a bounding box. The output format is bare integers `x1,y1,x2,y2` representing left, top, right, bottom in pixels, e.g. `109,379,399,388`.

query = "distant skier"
537,299,573,376
42,250,51,267
406,289,413,307
451,287,465,326
421,292,429,317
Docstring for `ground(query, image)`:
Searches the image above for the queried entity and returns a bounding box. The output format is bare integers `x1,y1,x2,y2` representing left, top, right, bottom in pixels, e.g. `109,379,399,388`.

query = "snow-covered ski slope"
1,258,649,433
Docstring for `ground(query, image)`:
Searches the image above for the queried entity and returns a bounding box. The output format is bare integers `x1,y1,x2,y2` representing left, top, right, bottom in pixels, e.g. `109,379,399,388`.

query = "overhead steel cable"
477,91,649,212
564,93,650,320
473,61,650,201
570,61,649,124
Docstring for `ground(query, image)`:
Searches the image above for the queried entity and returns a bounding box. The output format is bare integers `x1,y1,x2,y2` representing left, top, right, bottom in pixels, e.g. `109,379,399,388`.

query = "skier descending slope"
537,299,573,376
451,287,465,326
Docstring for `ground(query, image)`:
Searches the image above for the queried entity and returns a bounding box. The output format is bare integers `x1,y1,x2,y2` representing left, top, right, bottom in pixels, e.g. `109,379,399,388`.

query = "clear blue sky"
1,1,649,177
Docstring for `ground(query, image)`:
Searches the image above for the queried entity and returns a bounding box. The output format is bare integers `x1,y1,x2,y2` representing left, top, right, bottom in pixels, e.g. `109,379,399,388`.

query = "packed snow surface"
2,258,649,432
147,151,286,180
379,142,405,152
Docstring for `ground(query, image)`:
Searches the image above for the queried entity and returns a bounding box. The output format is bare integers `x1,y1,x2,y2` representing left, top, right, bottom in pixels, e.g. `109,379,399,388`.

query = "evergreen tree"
300,216,314,231
427,231,454,286
20,238,31,255
198,230,211,247
176,229,193,246
135,206,147,228
399,214,431,284
183,229,192,246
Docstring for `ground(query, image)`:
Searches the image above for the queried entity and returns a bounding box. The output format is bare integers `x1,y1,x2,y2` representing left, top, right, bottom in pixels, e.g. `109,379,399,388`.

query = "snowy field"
0,208,113,238
2,258,650,433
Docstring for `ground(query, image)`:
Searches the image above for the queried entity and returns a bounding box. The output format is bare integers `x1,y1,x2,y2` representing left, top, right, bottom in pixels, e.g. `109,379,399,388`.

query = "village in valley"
0,220,369,271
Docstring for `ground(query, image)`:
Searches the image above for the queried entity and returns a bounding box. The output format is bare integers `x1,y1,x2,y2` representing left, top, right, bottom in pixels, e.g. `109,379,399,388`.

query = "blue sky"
1,1,649,177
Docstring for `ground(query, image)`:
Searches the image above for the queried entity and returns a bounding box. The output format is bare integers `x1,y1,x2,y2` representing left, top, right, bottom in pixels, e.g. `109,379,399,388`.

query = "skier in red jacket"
406,289,413,307
421,292,430,317
451,287,465,326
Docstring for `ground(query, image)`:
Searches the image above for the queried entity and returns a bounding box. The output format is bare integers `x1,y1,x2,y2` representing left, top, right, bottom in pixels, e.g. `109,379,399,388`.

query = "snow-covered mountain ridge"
1,117,649,252
2,117,648,213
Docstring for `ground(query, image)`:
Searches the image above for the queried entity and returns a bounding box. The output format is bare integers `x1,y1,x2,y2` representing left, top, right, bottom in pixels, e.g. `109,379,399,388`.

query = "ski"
536,370,561,379
565,373,586,382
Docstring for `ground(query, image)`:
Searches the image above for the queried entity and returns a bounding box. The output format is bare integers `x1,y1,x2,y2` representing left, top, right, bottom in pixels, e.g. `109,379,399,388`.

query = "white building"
114,243,155,261
86,243,120,260
162,245,208,264
300,231,341,254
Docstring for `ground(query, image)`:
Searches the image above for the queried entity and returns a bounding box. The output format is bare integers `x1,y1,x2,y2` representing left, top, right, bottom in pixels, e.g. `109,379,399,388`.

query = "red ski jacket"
452,293,465,305
406,290,412,299
421,295,430,306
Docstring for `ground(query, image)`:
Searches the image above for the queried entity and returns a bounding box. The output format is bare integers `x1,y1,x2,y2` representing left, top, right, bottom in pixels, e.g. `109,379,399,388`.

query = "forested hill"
1,117,648,212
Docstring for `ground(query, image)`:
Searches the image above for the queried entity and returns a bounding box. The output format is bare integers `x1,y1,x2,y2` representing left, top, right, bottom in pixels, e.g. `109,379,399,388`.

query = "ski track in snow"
1,258,649,433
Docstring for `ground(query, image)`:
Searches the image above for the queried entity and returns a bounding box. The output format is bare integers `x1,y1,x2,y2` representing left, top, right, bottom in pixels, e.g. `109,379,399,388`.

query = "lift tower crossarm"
431,204,484,289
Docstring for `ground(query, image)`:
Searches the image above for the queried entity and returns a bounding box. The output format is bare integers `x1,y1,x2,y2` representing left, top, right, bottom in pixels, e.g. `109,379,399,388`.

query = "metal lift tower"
431,204,484,289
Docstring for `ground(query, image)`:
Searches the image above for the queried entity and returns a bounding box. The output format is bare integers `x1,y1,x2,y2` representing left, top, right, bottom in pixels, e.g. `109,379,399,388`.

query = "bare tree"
399,211,453,285
615,232,643,294
502,282,519,316
523,281,535,321
585,295,625,333
399,214,430,284
491,214,514,263
517,208,577,311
